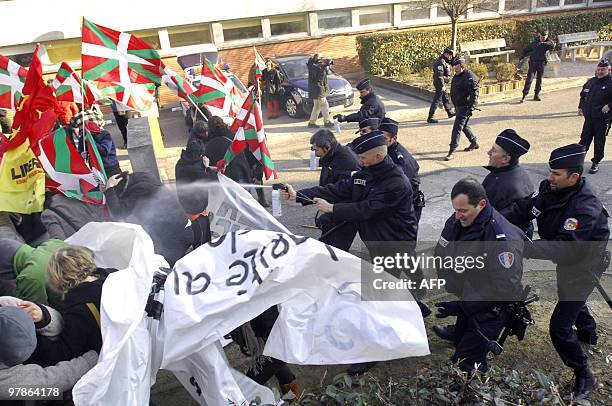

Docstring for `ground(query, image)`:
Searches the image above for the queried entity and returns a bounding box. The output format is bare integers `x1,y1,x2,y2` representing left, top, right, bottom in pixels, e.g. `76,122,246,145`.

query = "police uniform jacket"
521,38,555,64
450,70,479,110
578,73,612,120
433,55,452,88
483,164,534,236
318,142,360,186
344,92,386,123
297,155,417,245
435,202,525,315
388,141,420,198
502,178,610,297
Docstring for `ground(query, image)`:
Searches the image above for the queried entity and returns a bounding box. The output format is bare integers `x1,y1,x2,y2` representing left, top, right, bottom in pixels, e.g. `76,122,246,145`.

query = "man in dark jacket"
307,54,333,129
578,59,612,174
502,144,609,401
520,30,555,103
103,172,192,266
79,121,120,176
335,78,385,125
262,59,283,119
204,129,251,185
428,47,455,124
379,118,424,231
309,129,360,251
434,178,524,373
447,58,479,161
187,120,209,157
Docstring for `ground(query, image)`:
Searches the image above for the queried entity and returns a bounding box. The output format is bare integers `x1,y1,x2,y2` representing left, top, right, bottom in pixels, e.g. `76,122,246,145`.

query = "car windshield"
278,58,309,80
177,52,219,69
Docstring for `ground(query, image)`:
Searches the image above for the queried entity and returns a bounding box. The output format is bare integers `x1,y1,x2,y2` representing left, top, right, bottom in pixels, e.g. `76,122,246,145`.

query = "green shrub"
420,67,433,79
494,62,517,82
356,8,612,77
470,63,489,81
599,23,612,41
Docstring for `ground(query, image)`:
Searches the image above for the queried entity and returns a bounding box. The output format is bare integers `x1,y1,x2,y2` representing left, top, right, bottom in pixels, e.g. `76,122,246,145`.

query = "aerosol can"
309,150,318,170
271,184,283,217
334,118,341,134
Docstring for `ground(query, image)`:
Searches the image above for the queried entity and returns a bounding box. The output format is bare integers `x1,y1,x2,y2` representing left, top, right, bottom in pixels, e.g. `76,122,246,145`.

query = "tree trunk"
451,18,459,52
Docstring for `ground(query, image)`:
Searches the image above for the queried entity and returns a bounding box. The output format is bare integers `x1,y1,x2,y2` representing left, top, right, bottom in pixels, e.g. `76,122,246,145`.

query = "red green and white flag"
189,57,244,117
94,81,155,111
0,55,27,110
253,47,266,81
52,62,102,104
81,18,163,86
221,87,277,180
161,63,196,101
36,126,106,204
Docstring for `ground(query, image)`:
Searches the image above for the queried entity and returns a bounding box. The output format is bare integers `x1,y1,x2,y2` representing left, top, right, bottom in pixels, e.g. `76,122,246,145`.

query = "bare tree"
421,0,499,51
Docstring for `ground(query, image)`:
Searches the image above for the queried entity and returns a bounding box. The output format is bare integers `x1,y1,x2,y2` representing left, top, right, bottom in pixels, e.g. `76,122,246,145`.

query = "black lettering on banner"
231,231,237,254
209,234,227,248
237,230,251,236
244,248,263,284
189,376,202,396
259,245,269,269
270,234,290,258
173,269,180,295
325,244,339,261
226,260,249,290
287,234,309,246
185,272,211,295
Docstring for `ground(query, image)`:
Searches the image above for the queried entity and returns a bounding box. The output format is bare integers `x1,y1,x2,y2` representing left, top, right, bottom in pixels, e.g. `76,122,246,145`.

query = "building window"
131,29,161,50
7,52,33,67
222,18,263,42
564,0,585,4
400,2,431,20
536,0,560,7
168,23,212,48
473,1,499,13
436,6,450,18
44,38,81,64
317,9,352,30
358,5,391,26
504,0,531,10
270,14,307,36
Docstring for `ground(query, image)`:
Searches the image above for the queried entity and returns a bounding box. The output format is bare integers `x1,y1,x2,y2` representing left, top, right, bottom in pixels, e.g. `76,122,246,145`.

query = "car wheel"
284,96,300,118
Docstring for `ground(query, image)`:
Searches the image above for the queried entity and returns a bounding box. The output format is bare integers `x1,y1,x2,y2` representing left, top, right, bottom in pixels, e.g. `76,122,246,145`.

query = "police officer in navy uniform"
334,78,386,124
578,59,612,174
447,57,479,161
355,117,380,135
434,178,525,373
310,128,360,251
503,144,609,401
520,30,555,103
379,117,425,231
428,47,456,124
483,129,535,237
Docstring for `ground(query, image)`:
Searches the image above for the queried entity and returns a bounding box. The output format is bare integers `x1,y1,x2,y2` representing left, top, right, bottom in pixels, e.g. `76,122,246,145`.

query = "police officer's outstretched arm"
332,184,408,222
293,177,353,206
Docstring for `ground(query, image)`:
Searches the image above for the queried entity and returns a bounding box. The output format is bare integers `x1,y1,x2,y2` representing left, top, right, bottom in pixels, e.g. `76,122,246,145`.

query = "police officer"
578,59,612,174
310,128,360,251
379,117,424,231
503,144,609,401
334,78,385,124
447,57,479,161
428,47,456,124
520,30,555,103
355,117,380,135
434,178,525,373
483,129,534,237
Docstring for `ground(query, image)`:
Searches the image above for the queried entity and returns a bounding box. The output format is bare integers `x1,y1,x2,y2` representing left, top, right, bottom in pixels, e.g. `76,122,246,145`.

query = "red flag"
7,44,60,150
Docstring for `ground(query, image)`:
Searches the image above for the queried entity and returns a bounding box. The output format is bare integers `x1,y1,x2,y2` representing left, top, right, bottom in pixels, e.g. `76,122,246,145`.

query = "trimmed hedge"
357,9,612,77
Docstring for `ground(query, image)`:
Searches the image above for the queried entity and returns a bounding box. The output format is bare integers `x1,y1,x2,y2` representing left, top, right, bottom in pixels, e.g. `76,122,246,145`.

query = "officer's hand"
602,105,610,114
435,301,461,318
281,184,296,201
578,109,583,116
333,114,345,123
314,197,333,213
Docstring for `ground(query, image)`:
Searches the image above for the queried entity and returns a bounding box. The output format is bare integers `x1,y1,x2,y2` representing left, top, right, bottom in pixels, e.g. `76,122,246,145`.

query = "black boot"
256,186,270,207
519,95,526,104
464,141,479,152
533,93,541,101
347,361,378,376
445,148,455,161
432,324,456,341
572,368,597,401
427,117,439,124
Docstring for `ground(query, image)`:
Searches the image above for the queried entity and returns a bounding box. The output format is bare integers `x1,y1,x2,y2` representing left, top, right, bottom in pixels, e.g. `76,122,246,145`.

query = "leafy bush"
470,63,489,81
494,62,517,82
420,67,433,80
356,8,612,77
599,23,612,41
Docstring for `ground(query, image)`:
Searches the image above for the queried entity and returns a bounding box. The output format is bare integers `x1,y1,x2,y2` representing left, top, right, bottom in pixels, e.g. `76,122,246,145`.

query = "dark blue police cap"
351,130,386,154
451,57,466,66
495,129,530,159
379,117,399,136
356,78,371,90
597,59,610,68
355,117,381,133
443,47,454,55
548,144,586,169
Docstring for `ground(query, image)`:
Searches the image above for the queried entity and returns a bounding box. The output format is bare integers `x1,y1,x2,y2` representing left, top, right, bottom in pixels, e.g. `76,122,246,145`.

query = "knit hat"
0,306,36,366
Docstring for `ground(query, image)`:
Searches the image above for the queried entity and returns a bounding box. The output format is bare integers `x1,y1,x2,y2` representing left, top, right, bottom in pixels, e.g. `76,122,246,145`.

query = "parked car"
176,44,248,128
269,54,354,118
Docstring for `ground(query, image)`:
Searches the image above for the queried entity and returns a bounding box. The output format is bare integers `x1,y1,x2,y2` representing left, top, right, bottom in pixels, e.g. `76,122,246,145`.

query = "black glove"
333,114,345,123
435,301,461,318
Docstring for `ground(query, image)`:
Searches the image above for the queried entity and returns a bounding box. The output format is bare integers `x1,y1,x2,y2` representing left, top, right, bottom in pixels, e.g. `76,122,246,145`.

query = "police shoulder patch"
438,236,449,248
532,206,541,217
498,252,514,269
354,178,366,186
563,217,579,231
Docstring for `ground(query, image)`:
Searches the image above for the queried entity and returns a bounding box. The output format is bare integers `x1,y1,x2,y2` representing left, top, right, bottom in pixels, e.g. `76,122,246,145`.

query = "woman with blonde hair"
29,245,116,366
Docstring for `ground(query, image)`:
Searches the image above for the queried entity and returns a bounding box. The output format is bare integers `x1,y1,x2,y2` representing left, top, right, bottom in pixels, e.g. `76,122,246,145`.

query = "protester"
103,171,192,267
262,58,283,119
70,103,105,132
111,100,129,149
79,121,121,176
307,53,334,129
205,117,251,184
187,120,210,158
41,192,106,240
